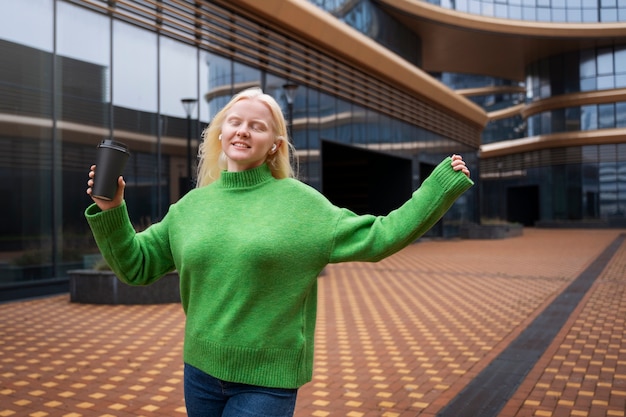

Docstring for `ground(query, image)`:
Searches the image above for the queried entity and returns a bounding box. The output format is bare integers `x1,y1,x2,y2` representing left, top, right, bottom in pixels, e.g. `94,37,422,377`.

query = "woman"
85,87,473,417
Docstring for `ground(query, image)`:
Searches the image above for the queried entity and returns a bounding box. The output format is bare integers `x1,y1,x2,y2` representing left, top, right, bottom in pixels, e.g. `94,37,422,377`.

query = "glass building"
1,0,624,301
313,0,626,227
0,0,483,301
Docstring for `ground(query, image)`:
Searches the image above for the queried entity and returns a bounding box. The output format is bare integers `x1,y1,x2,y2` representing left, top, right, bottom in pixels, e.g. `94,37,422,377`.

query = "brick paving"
1,228,625,417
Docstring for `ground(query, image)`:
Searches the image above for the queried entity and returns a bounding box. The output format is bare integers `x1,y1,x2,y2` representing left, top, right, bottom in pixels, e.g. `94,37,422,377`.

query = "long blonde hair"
196,87,296,187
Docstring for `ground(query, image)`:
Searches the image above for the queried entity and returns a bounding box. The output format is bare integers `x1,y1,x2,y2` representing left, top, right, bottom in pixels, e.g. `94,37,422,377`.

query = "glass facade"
527,101,626,135
310,0,422,66
526,46,626,99
480,144,626,223
310,0,626,226
426,0,626,22
0,0,476,300
436,73,527,145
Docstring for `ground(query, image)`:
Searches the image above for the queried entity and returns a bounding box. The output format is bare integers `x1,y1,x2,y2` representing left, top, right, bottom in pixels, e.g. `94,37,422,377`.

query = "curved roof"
230,0,488,128
377,0,626,81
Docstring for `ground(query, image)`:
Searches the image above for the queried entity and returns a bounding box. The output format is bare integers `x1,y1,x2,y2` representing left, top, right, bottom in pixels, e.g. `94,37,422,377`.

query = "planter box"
459,223,523,239
68,270,180,305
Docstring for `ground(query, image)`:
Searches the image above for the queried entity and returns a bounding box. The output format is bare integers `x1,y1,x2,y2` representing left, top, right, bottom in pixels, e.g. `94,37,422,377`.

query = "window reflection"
362,0,625,21
113,21,157,113
0,0,53,51
528,46,625,99
160,37,197,118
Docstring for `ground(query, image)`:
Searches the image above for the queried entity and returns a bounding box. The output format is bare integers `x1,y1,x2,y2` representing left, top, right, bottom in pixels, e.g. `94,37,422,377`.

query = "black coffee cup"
92,139,130,200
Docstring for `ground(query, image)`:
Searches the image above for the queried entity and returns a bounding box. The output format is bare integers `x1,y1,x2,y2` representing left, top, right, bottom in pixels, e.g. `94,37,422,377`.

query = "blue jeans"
184,363,298,417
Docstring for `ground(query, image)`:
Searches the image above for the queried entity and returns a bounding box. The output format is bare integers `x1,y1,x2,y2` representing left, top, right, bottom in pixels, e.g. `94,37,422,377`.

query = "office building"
1,0,624,300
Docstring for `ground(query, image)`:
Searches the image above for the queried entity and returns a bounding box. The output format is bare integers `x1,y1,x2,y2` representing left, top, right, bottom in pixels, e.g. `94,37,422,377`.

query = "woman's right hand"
87,164,125,211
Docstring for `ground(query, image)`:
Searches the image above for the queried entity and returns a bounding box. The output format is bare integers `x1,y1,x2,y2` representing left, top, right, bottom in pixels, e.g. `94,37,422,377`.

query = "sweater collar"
217,163,274,189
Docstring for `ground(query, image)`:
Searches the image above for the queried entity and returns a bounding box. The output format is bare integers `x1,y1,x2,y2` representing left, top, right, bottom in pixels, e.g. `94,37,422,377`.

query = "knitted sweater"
85,157,473,389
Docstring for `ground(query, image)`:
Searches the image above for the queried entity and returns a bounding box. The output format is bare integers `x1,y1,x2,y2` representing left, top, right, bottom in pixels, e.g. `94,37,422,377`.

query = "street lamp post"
181,98,198,195
282,82,298,139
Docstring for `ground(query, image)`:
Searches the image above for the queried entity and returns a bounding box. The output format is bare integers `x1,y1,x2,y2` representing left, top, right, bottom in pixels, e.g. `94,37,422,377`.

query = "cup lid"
99,139,129,152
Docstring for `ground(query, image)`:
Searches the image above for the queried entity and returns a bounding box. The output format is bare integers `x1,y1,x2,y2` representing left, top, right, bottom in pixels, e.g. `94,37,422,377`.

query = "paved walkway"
1,228,625,417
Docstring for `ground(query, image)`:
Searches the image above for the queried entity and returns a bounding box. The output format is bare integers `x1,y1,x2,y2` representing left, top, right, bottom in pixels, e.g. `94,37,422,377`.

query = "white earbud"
271,144,277,153
218,134,222,141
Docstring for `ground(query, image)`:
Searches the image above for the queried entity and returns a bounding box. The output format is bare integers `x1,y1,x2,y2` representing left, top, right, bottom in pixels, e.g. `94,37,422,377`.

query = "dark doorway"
321,141,412,216
507,185,539,226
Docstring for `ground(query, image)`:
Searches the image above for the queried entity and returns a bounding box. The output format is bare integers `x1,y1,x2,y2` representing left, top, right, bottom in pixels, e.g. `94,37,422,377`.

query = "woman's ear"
270,140,282,154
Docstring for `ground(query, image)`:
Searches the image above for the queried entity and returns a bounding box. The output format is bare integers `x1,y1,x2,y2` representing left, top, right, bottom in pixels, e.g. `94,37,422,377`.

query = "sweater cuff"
85,201,131,236
430,157,474,195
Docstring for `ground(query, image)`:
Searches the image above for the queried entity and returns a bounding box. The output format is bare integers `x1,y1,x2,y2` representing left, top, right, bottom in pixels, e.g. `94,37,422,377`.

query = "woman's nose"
236,124,250,136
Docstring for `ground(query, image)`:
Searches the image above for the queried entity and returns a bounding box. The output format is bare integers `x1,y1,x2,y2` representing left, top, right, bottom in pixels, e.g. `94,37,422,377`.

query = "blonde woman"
85,87,473,417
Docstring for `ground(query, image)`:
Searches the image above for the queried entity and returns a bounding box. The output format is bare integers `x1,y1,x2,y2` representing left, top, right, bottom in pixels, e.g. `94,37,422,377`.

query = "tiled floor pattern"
0,229,623,417
501,231,626,417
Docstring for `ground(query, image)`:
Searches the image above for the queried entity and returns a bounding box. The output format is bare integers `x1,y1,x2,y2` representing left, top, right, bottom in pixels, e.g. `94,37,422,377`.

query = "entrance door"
507,185,539,226
321,141,412,216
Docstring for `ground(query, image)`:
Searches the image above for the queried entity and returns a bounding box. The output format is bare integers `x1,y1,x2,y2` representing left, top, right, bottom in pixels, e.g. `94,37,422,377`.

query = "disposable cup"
92,139,130,200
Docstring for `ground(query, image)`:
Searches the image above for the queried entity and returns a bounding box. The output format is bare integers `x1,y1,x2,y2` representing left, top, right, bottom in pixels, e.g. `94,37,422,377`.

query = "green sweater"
85,157,473,389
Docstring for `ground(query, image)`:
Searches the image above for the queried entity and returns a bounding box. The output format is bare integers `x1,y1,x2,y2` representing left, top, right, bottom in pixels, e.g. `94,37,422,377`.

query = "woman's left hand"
451,154,470,178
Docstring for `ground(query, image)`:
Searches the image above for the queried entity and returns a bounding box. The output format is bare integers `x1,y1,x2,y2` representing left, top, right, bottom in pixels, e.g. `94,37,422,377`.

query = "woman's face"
220,98,281,172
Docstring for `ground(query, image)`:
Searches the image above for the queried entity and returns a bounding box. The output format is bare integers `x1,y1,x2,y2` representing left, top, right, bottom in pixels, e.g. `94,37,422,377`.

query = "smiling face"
220,98,281,172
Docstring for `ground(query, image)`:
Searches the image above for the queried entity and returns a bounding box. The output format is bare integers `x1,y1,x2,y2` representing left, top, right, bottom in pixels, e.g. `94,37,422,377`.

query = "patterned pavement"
1,228,625,417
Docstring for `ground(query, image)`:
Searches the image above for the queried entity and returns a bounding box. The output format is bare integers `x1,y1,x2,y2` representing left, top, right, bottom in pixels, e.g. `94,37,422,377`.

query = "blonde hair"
196,87,296,187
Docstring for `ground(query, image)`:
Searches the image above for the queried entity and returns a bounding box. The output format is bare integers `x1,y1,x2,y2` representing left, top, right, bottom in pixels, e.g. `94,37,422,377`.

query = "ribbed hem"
184,334,310,389
85,201,132,235
430,157,474,197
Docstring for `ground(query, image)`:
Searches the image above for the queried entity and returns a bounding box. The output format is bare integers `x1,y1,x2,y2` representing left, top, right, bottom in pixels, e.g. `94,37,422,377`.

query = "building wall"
0,0,478,300
313,0,626,225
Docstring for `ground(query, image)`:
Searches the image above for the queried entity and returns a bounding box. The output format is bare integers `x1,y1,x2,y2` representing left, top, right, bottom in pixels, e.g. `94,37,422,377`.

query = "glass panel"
522,6,537,19
598,103,615,128
57,2,111,127
318,91,337,148
552,8,567,20
56,2,112,280
113,21,158,113
616,102,626,127
599,159,618,217
581,105,598,130
205,53,232,120
304,87,321,187
457,0,470,12
597,48,614,74
537,7,552,19
566,8,583,21
600,7,618,20
159,36,198,201
615,46,626,74
233,61,261,91
495,4,509,17
579,49,597,78
112,21,159,222
597,74,615,89
0,0,55,287
469,0,482,14
336,98,352,144
160,37,197,118
0,0,53,51
618,148,626,217
199,50,211,123
582,8,599,21
581,147,599,219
